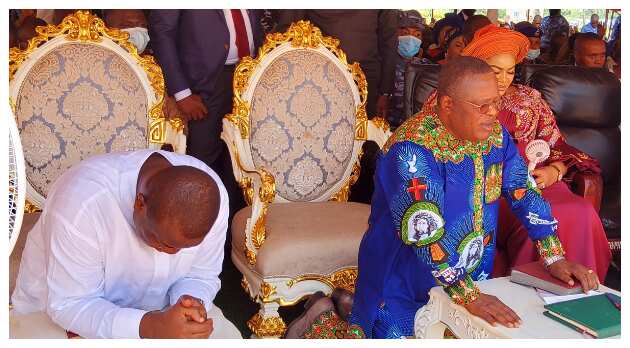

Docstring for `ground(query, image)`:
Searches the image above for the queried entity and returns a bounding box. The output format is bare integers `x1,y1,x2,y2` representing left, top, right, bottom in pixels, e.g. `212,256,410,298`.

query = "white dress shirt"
174,9,255,101
11,150,229,339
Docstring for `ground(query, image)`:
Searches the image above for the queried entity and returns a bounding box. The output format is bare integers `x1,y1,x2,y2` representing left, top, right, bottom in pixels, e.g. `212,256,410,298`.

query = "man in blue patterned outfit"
347,56,600,338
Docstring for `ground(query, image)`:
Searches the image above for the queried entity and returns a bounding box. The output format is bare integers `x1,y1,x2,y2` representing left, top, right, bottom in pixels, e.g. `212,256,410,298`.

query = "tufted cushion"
232,202,370,277
15,43,149,198
249,49,356,202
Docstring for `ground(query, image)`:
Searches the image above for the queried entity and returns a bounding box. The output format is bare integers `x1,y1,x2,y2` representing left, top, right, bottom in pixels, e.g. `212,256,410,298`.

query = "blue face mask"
526,48,541,60
398,35,422,58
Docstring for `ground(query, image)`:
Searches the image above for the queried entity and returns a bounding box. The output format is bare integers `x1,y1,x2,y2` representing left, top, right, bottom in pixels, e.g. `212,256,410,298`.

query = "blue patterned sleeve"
378,142,480,305
500,129,565,261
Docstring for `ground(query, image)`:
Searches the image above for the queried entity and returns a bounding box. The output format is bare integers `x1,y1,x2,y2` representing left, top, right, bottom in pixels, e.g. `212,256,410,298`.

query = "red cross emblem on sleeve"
407,177,427,201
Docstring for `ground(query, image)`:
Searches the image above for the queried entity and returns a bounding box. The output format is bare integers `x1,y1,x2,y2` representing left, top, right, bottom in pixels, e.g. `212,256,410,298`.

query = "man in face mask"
388,10,430,129
515,22,542,64
103,9,150,55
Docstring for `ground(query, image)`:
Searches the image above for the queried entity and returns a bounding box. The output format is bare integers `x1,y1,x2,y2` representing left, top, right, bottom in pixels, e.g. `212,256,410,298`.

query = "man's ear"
134,192,146,211
438,94,454,113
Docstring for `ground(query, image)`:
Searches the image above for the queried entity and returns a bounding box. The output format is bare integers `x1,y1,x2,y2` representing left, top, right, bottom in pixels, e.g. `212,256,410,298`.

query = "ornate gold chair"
9,10,185,209
221,21,392,338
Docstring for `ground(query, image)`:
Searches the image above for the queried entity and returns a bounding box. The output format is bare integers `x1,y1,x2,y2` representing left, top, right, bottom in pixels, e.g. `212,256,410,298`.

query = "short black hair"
437,56,493,98
145,165,220,239
549,9,561,16
574,32,605,52
463,15,491,42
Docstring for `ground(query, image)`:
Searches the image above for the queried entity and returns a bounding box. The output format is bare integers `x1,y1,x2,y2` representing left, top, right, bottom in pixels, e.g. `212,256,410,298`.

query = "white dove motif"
407,154,418,173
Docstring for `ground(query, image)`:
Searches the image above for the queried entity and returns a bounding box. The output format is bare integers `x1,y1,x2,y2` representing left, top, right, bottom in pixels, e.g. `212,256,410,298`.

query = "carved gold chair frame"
9,10,185,210
221,20,391,337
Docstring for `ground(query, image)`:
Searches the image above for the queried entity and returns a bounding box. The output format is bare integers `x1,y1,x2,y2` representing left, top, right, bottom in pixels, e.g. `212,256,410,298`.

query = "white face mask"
122,27,150,54
526,48,541,60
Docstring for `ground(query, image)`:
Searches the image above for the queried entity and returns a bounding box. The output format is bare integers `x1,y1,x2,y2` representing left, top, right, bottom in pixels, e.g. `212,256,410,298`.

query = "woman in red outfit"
422,24,611,281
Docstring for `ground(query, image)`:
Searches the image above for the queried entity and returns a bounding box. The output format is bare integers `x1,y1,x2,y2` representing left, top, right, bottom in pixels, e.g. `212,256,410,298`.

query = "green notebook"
543,293,621,338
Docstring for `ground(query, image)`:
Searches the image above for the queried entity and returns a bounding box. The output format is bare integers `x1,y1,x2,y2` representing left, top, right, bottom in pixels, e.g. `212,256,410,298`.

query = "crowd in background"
8,7,622,210
9,9,622,128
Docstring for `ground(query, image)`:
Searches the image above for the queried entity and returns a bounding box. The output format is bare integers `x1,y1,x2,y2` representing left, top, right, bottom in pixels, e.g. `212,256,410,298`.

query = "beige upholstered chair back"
9,11,185,208
224,21,369,204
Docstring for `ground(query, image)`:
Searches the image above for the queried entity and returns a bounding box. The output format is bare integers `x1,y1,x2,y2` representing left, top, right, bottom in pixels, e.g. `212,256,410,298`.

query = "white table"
414,277,621,339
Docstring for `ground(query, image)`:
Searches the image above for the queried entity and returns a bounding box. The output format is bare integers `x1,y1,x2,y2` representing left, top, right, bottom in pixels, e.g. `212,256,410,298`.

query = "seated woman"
425,14,463,63
421,24,611,282
437,29,466,64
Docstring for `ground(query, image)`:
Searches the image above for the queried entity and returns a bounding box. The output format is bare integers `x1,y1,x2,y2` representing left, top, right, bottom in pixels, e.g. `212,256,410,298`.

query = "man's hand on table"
547,258,600,293
139,295,213,338
463,293,522,328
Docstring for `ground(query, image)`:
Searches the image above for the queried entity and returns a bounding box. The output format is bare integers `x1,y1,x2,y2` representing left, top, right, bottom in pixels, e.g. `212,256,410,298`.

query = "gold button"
224,44,229,50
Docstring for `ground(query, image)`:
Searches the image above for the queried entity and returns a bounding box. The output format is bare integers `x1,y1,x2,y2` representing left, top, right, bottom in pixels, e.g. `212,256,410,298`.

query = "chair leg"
247,301,286,338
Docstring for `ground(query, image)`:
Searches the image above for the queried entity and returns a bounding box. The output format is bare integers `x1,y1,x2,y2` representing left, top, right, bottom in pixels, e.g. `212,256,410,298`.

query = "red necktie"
231,9,250,59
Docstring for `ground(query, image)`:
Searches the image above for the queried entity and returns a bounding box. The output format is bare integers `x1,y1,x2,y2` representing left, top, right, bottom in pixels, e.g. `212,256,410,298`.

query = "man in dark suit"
149,10,264,216
276,10,398,119
275,10,399,204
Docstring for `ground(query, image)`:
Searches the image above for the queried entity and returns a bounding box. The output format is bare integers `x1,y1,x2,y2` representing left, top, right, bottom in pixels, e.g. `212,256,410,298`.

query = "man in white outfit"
11,150,241,338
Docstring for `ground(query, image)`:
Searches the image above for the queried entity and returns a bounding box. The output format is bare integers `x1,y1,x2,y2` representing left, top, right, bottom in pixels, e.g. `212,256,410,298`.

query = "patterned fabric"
303,310,365,339
15,43,148,198
301,306,413,339
540,14,570,49
536,234,565,259
461,24,530,64
371,305,416,338
350,111,560,337
383,111,503,163
249,49,356,201
445,276,480,305
499,85,601,177
422,85,601,179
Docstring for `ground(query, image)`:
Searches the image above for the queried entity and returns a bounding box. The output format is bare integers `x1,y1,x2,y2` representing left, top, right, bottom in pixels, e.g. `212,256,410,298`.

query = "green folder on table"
543,293,621,338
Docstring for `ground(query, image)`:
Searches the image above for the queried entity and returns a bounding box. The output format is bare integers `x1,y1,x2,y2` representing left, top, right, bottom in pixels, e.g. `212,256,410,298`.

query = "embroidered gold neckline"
384,112,503,164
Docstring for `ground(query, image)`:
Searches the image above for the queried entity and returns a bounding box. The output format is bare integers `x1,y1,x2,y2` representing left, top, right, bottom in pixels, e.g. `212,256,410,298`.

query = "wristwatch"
549,163,563,183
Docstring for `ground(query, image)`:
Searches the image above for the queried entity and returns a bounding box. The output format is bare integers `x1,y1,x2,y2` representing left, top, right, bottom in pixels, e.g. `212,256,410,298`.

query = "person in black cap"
388,10,431,129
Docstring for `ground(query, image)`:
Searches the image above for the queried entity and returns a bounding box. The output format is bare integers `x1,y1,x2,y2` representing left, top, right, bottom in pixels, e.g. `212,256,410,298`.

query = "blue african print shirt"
540,14,570,49
350,112,564,338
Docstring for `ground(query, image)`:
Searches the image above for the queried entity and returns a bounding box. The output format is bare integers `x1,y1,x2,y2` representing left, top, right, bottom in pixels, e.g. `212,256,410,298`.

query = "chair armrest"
368,117,392,148
163,118,186,154
221,119,276,265
571,173,603,213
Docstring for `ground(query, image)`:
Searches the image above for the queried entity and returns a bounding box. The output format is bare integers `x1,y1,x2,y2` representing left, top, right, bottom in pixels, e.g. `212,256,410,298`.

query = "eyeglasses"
452,97,501,115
